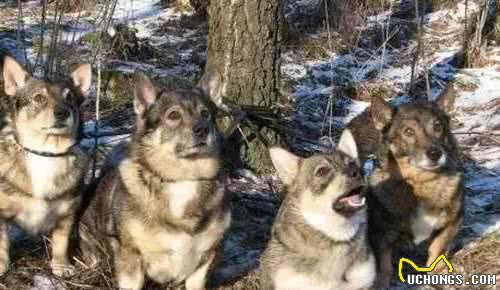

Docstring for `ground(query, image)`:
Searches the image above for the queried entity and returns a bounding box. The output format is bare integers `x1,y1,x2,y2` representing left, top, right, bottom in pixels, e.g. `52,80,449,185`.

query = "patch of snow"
333,99,369,125
282,63,308,81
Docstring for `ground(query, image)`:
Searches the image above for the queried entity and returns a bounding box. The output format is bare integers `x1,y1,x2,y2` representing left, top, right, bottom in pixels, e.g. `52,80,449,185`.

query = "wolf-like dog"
78,71,230,290
350,97,464,288
0,56,91,276
260,129,376,290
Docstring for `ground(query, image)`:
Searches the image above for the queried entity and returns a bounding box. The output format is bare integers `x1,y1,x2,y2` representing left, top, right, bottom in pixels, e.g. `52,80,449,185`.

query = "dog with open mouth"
348,97,464,288
260,129,375,290
0,55,91,276
77,71,230,290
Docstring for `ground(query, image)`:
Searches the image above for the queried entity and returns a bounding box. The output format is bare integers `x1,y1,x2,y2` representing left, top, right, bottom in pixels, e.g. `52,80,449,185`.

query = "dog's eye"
62,88,72,100
166,110,182,121
404,128,414,137
314,166,331,177
33,94,47,104
433,121,443,133
200,109,210,120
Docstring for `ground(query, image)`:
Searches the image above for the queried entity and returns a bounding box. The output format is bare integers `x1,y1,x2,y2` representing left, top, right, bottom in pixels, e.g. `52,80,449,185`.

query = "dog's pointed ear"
269,147,301,185
3,56,29,96
435,87,455,113
70,63,92,97
370,96,394,130
133,70,157,116
337,129,359,161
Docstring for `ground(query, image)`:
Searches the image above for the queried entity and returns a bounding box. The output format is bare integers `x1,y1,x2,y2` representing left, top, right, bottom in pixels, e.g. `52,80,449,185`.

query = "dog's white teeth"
347,196,366,207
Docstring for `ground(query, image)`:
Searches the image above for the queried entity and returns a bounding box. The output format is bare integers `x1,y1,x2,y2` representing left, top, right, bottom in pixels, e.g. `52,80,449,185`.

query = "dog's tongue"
338,192,366,208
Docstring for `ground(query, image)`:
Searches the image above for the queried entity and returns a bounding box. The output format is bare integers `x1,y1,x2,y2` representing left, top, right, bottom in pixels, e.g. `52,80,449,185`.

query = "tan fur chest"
273,247,375,290
125,211,230,284
397,157,462,207
410,205,447,244
15,196,76,233
9,152,84,233
165,181,200,219
25,153,81,199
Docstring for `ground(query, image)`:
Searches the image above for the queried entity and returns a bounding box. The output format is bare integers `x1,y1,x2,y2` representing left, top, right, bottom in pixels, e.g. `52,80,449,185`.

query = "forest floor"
0,0,499,289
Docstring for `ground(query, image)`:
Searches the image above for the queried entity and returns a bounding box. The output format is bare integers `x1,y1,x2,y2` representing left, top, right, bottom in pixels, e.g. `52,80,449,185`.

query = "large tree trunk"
199,0,283,174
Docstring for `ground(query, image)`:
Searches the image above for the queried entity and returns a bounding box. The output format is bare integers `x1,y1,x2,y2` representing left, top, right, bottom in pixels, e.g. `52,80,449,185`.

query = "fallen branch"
453,131,500,136
83,128,132,139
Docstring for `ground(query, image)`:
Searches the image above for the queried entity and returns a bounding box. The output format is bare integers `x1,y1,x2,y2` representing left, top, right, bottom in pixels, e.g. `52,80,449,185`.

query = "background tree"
199,0,284,174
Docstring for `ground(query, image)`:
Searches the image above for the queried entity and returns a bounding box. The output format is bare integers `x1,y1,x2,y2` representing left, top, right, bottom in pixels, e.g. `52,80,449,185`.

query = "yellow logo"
398,255,454,283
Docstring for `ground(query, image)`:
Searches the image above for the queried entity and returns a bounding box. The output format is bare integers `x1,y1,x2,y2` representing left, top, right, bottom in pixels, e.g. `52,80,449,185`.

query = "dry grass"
0,232,262,290
54,0,96,13
432,232,500,289
450,233,500,276
0,236,116,290
320,0,385,47
168,0,195,13
216,270,261,290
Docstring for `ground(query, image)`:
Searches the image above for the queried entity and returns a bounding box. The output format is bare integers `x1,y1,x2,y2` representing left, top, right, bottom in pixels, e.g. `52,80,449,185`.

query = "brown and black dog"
0,55,91,276
348,96,463,288
78,71,230,290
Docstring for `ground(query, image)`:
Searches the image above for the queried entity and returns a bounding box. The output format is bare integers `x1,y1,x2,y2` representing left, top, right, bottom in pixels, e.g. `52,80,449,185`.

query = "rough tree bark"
199,0,283,174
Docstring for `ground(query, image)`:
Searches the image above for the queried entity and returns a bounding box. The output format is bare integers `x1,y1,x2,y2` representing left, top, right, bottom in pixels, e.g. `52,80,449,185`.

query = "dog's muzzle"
333,186,366,217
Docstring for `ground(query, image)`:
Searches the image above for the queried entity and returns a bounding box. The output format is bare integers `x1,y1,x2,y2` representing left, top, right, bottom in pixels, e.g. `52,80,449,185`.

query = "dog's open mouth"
333,187,366,216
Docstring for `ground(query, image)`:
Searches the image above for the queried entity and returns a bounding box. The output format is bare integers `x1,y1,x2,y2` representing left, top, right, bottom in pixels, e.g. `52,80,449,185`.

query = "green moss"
172,0,194,13
80,32,103,46
495,16,500,43
98,70,133,110
303,44,330,59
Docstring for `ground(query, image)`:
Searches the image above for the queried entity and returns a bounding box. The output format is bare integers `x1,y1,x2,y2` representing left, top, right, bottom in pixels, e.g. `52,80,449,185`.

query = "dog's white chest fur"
15,198,73,233
411,206,444,244
128,212,231,283
166,181,199,218
273,254,375,290
26,154,73,198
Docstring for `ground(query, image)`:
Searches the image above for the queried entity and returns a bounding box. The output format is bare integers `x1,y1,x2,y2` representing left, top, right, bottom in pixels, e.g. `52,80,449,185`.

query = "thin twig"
323,0,335,139
34,0,48,73
45,0,63,78
91,59,102,180
453,131,500,136
84,128,132,138
409,0,425,95
425,64,431,99
16,0,31,72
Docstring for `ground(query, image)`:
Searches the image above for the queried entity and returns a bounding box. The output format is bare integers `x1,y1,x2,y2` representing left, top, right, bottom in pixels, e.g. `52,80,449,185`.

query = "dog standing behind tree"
0,55,91,276
78,71,230,290
260,129,375,290
348,97,464,288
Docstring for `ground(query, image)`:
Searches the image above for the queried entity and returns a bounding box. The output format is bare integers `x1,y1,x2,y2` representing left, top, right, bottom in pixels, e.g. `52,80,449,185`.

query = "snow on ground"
452,66,500,241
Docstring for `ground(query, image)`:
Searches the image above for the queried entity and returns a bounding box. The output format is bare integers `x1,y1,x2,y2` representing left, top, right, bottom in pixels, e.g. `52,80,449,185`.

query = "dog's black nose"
194,122,209,139
426,146,442,162
54,107,70,121
346,162,360,179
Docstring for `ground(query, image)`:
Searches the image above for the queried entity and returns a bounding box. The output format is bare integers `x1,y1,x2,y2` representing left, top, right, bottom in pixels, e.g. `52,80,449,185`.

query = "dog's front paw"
51,262,75,277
